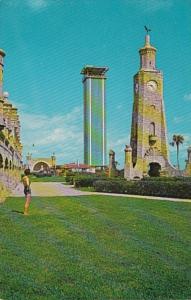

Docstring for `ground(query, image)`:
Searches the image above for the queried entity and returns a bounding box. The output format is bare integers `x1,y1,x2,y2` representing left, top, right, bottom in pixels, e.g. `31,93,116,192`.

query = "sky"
0,0,190,169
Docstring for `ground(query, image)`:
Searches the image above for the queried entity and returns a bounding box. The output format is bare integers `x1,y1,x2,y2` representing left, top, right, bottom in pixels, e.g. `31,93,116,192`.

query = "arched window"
0,154,3,168
149,122,155,136
5,157,9,169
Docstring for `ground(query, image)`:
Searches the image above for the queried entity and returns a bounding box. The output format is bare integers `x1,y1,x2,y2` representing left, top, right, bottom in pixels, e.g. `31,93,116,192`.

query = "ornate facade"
26,154,56,173
0,49,22,196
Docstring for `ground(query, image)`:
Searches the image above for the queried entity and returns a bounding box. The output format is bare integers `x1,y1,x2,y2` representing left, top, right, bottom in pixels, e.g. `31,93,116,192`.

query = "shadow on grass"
12,210,24,214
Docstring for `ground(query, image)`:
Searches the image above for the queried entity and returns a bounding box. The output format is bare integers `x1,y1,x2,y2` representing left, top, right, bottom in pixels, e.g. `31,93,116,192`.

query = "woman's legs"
24,194,31,215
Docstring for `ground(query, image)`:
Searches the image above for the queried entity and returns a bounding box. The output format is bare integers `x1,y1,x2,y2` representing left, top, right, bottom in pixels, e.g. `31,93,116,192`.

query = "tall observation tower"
81,65,108,167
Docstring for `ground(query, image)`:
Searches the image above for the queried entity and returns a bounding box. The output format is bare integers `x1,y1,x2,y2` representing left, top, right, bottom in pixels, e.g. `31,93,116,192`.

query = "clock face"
147,80,157,91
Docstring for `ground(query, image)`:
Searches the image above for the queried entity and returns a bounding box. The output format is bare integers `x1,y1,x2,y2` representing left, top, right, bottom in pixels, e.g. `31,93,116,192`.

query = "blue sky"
0,0,190,169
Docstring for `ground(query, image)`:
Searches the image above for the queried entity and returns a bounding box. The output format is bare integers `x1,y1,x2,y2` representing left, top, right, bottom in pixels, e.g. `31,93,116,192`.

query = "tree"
170,135,184,169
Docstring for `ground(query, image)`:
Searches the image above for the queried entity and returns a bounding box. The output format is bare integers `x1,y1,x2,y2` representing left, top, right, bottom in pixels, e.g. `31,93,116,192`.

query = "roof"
63,163,91,169
81,65,109,75
32,158,54,164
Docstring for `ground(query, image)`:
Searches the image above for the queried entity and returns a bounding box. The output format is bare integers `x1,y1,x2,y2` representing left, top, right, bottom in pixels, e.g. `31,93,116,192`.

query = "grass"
0,183,10,203
30,175,66,182
0,195,191,299
77,186,95,192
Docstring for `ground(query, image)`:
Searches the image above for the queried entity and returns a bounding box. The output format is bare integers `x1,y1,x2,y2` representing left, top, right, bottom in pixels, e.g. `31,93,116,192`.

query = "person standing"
22,169,31,215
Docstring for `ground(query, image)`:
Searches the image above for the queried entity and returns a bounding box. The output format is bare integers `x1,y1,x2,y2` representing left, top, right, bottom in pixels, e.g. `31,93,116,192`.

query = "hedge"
93,179,191,199
74,175,102,188
74,175,126,188
142,176,191,182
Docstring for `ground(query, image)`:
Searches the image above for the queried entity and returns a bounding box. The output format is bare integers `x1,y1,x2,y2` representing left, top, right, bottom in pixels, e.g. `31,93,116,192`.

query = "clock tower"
128,32,170,177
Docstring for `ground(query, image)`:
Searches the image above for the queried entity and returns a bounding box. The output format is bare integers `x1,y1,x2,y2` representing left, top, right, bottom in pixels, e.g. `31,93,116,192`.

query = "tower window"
149,122,155,135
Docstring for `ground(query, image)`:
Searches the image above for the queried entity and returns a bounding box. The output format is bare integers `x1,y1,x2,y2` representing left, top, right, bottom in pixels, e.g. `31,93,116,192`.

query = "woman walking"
22,168,32,215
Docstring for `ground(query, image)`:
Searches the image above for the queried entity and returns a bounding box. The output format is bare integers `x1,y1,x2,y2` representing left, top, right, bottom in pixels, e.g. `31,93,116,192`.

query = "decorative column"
124,145,133,180
108,149,116,177
185,146,191,176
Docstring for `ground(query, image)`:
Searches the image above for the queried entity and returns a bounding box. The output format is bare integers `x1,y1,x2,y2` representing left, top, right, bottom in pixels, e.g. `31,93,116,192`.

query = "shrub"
65,175,74,184
74,174,129,188
94,179,191,199
74,175,101,188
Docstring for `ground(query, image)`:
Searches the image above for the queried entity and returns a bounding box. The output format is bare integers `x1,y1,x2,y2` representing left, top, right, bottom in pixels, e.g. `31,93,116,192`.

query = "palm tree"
170,135,184,169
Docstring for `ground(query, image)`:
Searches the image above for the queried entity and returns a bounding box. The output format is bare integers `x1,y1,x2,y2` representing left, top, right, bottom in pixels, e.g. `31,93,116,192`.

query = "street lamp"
51,152,56,176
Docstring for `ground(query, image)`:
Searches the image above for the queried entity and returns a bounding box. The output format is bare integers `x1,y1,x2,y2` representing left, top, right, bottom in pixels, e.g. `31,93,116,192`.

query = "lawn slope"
0,196,191,300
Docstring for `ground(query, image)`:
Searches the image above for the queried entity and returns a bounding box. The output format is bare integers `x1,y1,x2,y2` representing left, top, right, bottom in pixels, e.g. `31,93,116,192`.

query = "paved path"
12,182,92,197
11,182,191,203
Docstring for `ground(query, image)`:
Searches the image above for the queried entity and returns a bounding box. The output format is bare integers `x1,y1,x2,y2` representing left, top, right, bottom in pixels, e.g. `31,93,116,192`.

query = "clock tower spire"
124,28,191,179
126,29,171,178
139,32,157,70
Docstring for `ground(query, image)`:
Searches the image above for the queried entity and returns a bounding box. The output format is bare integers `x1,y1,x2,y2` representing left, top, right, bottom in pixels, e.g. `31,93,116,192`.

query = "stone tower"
124,31,191,179
126,32,171,178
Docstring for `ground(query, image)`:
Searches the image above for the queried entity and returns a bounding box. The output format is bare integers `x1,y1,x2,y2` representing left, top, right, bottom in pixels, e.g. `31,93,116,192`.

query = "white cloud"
26,0,48,10
168,133,191,147
134,0,173,13
183,134,191,147
184,93,191,101
108,135,130,167
168,133,191,166
2,0,49,10
21,106,83,163
173,116,183,124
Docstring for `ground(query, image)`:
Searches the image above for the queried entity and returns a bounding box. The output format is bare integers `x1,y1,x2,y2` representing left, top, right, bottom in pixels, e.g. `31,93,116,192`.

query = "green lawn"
30,175,66,182
0,195,191,300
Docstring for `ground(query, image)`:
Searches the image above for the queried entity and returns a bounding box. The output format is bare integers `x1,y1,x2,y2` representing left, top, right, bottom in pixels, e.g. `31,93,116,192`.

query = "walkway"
12,182,92,197
11,182,191,203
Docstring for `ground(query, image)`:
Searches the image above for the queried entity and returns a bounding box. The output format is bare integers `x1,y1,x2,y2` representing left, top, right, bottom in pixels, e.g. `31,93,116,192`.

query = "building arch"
33,161,50,172
148,162,161,177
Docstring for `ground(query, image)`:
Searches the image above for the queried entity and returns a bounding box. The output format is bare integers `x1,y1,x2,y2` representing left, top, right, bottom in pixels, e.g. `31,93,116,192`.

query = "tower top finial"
144,26,152,46
144,25,151,34
0,49,6,57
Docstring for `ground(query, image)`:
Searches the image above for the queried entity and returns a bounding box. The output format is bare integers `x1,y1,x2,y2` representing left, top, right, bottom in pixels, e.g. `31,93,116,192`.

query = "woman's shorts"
24,187,31,196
